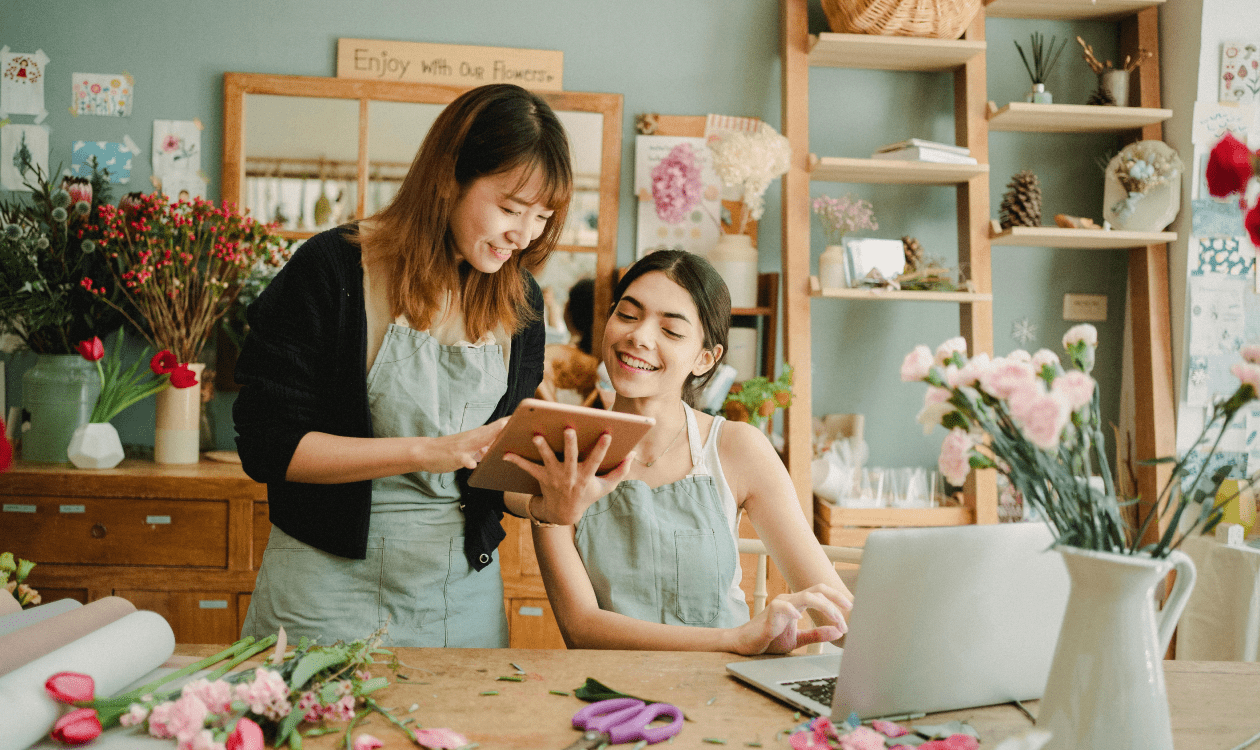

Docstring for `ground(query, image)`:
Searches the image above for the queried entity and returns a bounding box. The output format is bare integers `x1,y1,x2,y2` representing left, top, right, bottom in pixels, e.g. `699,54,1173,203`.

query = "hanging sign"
336,39,562,91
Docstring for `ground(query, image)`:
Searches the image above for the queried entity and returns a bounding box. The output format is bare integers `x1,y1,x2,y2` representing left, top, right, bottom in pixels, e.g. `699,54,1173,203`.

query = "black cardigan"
232,226,545,570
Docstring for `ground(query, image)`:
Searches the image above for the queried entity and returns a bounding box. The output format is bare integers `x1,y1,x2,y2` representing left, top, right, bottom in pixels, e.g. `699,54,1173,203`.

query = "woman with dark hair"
233,83,580,647
511,250,853,654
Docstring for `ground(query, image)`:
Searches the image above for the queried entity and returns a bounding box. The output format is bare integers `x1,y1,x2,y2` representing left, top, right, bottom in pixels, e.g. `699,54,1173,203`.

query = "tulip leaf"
288,650,346,691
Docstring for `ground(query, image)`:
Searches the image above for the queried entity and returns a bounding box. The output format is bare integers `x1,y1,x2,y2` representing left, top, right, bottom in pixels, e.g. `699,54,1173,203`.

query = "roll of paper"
0,597,137,676
0,599,81,637
0,610,175,750
0,590,20,616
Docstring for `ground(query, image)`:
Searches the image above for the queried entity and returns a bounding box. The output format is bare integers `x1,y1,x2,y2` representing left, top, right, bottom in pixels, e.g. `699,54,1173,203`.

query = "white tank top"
682,404,747,616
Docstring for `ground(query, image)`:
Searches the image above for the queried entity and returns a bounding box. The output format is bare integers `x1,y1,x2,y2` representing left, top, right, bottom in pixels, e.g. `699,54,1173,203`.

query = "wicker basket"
821,0,983,40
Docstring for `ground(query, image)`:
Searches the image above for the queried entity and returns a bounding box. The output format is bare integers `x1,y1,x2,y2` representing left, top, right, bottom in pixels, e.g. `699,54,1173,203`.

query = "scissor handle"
572,698,644,732
606,702,684,745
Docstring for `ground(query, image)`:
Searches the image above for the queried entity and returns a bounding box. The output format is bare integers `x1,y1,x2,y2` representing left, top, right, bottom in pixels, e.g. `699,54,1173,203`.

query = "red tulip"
227,718,264,750
75,338,105,362
45,672,96,704
150,350,177,375
169,365,199,389
1205,132,1256,198
1247,203,1260,249
0,420,11,473
49,708,102,745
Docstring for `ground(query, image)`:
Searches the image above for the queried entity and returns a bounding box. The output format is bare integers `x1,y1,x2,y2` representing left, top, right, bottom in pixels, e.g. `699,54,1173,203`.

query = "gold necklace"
634,402,687,468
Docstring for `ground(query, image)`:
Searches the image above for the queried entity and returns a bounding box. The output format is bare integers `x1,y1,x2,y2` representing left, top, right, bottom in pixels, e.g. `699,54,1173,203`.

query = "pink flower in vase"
938,428,975,487
900,345,934,382
651,143,704,224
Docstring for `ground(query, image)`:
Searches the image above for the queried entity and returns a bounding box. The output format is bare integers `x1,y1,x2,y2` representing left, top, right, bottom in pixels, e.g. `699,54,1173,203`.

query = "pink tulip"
50,708,102,745
412,728,471,750
226,718,264,750
352,734,383,750
45,672,95,704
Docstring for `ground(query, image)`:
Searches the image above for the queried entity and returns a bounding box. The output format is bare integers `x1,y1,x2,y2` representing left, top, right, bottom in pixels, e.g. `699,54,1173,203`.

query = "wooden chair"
737,537,862,654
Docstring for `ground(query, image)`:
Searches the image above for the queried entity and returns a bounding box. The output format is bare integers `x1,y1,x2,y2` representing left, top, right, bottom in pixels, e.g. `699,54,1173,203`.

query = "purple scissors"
564,698,684,748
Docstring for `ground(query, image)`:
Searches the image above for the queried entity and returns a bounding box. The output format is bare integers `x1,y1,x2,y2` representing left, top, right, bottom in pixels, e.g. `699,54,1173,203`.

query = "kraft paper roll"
0,610,175,750
0,599,81,638
0,590,19,616
0,597,137,677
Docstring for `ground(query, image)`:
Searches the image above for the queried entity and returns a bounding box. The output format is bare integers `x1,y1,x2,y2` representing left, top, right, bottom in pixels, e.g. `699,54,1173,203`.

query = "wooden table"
177,646,1260,749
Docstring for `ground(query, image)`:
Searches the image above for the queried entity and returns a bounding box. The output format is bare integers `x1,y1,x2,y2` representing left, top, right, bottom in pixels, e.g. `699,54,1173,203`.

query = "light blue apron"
243,321,509,647
573,408,749,628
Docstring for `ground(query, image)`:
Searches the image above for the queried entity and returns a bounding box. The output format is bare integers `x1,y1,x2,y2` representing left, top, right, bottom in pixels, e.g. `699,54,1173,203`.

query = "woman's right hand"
414,417,509,475
503,427,635,525
731,585,851,656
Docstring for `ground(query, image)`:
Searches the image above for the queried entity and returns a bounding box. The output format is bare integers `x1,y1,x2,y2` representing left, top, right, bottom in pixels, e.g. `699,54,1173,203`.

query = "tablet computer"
467,398,655,495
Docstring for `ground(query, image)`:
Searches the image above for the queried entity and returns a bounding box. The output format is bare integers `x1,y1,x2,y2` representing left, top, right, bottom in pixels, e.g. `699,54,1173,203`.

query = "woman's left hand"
503,428,635,525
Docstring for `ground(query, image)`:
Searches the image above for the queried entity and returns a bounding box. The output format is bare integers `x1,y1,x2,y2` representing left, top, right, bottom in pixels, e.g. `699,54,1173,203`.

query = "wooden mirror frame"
221,72,623,371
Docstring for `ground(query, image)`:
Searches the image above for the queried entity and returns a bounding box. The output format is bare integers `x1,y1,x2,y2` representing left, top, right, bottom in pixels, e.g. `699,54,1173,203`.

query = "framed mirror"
221,72,623,379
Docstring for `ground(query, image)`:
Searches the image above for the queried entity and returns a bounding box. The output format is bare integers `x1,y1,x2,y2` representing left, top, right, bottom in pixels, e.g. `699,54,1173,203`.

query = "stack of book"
872,139,978,165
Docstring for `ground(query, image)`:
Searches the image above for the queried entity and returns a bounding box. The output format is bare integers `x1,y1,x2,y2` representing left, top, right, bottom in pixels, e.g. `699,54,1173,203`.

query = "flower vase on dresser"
154,363,205,464
708,233,759,309
66,422,125,469
1037,546,1196,750
21,354,101,463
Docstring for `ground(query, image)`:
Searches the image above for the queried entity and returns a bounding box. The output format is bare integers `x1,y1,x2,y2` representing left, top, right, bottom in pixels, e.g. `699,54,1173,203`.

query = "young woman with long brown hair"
234,83,585,647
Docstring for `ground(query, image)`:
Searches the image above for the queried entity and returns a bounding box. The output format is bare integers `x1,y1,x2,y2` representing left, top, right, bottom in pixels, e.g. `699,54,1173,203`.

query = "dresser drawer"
1,497,229,567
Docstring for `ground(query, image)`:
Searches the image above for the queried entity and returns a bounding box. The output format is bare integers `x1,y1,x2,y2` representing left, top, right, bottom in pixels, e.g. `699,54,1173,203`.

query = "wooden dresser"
0,460,569,648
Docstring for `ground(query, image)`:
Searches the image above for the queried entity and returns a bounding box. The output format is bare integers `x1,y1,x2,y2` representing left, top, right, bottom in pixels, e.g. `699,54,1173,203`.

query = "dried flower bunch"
90,192,290,364
75,330,197,424
811,194,877,245
43,629,470,750
723,365,793,430
708,124,792,233
1,551,40,608
1111,140,1183,196
0,154,128,354
1076,36,1152,75
902,324,1258,559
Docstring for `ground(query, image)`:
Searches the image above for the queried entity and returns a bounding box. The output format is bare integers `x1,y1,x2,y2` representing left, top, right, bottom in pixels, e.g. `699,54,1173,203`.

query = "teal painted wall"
2,1,1134,472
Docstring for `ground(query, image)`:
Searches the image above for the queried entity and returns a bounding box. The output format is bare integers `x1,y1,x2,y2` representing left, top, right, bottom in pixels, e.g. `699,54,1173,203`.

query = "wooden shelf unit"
991,226,1177,249
808,33,985,71
988,102,1173,133
810,156,987,185
780,0,997,536
811,276,993,302
984,0,1164,21
815,499,975,546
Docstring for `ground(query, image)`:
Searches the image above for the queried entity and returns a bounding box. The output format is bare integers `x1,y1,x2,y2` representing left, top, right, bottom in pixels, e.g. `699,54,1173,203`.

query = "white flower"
1063,323,1098,349
707,124,791,222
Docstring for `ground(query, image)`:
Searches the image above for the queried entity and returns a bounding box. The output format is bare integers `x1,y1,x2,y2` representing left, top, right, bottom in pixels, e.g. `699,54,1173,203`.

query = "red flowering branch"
88,193,290,364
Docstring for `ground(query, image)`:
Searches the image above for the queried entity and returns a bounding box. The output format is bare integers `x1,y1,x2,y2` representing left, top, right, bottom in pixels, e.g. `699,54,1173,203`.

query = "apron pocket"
460,402,498,431
674,529,722,625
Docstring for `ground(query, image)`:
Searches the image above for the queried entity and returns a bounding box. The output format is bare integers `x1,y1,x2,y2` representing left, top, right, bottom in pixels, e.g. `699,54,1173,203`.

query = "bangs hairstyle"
358,83,573,338
610,250,731,407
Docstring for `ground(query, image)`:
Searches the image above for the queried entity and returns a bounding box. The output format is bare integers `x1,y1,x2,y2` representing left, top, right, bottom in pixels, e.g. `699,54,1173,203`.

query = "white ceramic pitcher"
1038,545,1196,750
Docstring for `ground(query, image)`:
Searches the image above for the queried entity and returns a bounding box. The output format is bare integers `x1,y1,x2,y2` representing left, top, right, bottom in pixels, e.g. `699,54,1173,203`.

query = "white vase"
1037,546,1196,750
708,233,759,308
819,244,847,290
154,363,206,465
66,422,125,469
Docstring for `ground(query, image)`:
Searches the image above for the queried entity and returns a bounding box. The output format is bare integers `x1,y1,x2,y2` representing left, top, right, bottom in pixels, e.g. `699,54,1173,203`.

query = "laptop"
726,522,1069,720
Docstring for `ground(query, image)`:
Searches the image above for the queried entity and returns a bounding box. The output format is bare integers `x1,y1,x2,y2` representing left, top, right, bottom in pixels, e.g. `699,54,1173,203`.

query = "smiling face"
603,271,722,401
449,165,554,274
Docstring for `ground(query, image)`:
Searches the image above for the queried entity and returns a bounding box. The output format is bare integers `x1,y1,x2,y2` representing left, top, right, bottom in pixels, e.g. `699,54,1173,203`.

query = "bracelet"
527,495,560,528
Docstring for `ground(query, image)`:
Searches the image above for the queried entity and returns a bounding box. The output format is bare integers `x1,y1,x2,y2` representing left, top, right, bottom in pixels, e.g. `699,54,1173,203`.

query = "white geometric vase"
66,422,125,469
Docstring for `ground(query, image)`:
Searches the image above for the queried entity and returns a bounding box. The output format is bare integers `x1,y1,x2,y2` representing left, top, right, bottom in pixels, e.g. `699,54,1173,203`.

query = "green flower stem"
364,698,419,744
203,633,278,683
98,378,170,423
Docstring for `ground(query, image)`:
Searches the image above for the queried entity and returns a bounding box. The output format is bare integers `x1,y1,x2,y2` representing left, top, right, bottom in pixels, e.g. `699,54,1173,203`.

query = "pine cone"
999,170,1042,229
902,235,924,272
1087,83,1116,106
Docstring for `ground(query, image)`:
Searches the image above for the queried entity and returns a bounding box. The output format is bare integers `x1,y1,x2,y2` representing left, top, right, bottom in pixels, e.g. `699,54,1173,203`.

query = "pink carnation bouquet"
902,324,1259,559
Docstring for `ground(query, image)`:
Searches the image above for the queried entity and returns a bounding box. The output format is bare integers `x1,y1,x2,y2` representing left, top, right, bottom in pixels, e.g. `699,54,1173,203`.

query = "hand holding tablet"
467,399,654,496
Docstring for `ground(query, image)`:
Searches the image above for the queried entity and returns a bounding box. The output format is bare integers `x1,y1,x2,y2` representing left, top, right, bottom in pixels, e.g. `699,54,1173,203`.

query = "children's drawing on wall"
70,137,140,184
0,47,49,123
1194,237,1252,276
1190,275,1245,358
634,135,722,259
71,72,133,117
1,123,49,191
1220,41,1260,106
152,119,206,202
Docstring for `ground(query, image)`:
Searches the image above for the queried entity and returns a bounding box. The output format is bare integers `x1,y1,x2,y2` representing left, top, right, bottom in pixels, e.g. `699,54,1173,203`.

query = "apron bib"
244,322,509,647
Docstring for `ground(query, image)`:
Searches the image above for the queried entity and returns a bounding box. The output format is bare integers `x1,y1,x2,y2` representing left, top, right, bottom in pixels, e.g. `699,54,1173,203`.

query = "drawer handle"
199,600,228,609
518,606,544,617
90,523,107,539
60,505,86,514
145,515,172,525
3,504,36,513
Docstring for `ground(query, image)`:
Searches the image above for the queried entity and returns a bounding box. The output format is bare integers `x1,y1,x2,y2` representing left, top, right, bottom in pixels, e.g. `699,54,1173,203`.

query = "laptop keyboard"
782,676,836,706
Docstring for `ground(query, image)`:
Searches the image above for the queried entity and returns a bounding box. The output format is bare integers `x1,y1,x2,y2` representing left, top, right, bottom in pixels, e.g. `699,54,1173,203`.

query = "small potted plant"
1014,32,1069,104
722,365,794,434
